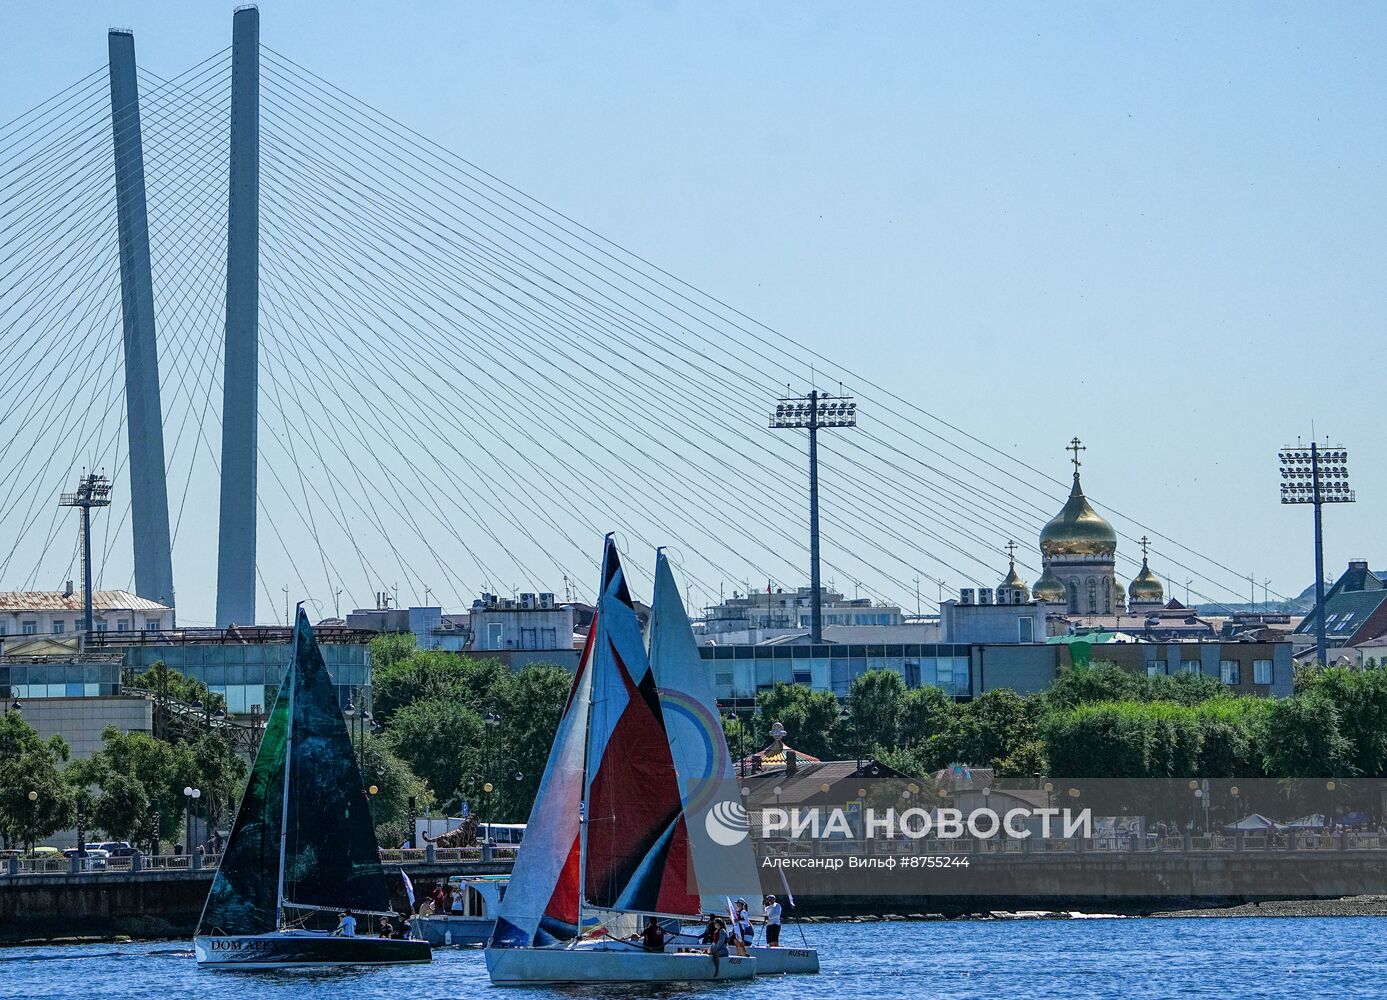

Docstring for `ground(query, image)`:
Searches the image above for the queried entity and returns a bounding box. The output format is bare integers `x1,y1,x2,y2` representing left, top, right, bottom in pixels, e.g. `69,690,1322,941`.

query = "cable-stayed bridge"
0,8,1276,626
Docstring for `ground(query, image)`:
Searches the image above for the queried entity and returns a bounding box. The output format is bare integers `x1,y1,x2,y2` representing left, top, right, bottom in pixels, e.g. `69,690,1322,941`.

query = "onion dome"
1128,558,1163,604
1032,564,1066,603
1039,472,1117,559
999,562,1027,593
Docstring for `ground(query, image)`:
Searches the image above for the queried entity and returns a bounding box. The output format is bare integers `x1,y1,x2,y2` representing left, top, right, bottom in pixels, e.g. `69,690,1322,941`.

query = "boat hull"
194,932,431,969
413,914,495,947
485,946,755,985
749,945,820,974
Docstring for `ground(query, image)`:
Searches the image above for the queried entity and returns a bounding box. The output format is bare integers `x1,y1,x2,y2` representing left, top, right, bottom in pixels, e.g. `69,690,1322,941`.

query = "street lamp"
183,786,201,854
1327,780,1338,829
1279,442,1354,666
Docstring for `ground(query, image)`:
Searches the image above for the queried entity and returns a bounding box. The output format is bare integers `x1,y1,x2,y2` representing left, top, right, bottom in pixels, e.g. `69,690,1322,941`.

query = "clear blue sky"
3,2,1385,619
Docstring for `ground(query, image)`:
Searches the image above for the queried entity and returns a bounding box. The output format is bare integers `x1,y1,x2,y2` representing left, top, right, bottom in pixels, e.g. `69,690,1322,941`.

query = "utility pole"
59,472,113,636
1280,442,1354,666
770,390,857,642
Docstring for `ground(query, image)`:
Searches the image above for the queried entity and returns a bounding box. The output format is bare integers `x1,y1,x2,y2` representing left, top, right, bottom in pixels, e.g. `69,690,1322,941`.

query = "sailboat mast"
274,656,296,930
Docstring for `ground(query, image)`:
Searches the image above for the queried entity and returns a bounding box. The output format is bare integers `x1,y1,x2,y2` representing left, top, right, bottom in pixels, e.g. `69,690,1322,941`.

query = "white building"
469,592,576,661
0,588,174,640
700,586,903,636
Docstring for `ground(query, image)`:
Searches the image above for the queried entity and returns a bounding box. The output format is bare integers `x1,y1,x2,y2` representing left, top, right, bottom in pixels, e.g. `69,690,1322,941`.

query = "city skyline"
1,2,1383,622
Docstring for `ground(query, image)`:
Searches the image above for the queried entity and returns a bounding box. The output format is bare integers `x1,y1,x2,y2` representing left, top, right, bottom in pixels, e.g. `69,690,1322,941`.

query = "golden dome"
1128,558,1163,603
1032,564,1066,603
1039,473,1117,558
999,562,1027,592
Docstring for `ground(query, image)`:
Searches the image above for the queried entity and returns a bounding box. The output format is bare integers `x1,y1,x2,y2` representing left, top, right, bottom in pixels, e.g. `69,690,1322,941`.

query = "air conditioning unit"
960,588,974,606
520,592,537,609
500,598,516,610
978,588,993,606
538,592,555,609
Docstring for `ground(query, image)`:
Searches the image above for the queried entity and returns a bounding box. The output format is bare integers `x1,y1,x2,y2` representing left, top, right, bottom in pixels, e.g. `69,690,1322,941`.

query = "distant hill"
1192,570,1387,617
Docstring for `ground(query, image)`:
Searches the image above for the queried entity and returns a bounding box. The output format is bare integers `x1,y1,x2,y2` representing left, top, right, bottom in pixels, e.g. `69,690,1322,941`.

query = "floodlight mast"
1279,441,1354,666
770,390,857,642
58,472,114,636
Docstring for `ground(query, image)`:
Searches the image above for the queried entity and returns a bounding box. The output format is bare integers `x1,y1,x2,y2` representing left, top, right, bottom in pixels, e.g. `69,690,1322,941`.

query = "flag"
777,866,796,908
400,868,416,910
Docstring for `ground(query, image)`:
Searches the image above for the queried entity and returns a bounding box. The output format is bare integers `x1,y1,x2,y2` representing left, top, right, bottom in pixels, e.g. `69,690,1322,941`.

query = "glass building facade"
700,643,973,701
119,641,371,714
0,660,123,699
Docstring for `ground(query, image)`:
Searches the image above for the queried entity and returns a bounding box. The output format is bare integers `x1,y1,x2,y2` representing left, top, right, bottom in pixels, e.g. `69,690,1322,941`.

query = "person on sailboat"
764,895,783,947
640,918,668,953
332,911,357,937
700,917,730,975
732,899,754,955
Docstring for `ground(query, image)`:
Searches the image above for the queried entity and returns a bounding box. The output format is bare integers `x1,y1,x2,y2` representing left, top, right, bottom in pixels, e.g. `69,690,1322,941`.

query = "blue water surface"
0,917,1382,999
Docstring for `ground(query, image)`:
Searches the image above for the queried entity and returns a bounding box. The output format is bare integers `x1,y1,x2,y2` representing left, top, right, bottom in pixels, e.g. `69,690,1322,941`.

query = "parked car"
94,841,136,857
63,847,110,870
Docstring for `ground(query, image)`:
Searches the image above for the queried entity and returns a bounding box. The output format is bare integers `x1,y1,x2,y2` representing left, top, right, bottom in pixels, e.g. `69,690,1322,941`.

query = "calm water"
1,918,1383,999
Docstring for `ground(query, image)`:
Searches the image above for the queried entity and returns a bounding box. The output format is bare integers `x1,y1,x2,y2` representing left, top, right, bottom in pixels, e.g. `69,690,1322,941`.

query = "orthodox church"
1002,438,1165,616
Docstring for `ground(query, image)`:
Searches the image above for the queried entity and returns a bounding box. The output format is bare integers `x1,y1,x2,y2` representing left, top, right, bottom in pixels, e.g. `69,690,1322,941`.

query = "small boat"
413,875,508,947
485,537,755,985
194,609,431,969
647,550,820,976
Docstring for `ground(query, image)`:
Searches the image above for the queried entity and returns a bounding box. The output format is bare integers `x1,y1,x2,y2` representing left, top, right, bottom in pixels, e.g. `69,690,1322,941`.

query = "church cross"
1005,540,1017,565
1139,535,1150,560
1067,437,1085,474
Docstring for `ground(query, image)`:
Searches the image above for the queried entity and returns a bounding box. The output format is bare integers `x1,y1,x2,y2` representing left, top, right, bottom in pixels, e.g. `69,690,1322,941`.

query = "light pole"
1280,442,1354,666
770,391,857,643
26,790,37,854
183,786,201,854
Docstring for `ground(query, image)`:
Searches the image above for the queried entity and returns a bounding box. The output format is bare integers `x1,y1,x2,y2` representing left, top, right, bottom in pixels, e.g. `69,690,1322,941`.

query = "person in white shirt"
332,910,357,937
763,894,783,947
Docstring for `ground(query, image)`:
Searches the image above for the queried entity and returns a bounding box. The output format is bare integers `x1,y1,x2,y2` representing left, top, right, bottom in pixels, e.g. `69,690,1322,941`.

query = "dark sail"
196,610,391,936
281,609,393,915
196,668,290,935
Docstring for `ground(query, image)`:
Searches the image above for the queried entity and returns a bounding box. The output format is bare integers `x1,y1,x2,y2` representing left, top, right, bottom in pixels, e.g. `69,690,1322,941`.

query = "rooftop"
0,590,172,613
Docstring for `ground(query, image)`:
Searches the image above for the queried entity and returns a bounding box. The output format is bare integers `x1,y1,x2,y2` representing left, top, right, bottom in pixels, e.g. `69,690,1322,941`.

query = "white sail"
649,551,764,919
489,624,595,947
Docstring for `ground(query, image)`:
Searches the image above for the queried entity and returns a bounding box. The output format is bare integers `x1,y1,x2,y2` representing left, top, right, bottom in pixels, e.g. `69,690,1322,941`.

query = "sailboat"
485,537,755,985
194,608,431,969
647,549,820,975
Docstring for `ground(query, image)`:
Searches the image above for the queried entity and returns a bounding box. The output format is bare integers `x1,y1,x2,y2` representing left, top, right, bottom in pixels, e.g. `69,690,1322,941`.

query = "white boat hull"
486,945,755,985
749,945,820,974
194,931,431,969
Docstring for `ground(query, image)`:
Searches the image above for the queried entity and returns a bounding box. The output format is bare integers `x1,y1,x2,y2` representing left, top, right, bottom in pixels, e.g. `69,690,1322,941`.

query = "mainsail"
197,610,392,936
490,622,596,948
583,538,700,918
648,551,764,918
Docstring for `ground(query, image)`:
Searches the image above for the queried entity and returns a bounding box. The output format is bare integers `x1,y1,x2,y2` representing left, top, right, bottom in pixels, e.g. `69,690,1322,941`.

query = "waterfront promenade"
6,833,1387,942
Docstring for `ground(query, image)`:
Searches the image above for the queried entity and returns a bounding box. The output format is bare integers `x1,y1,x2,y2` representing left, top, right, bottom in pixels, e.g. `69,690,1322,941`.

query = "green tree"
354,734,427,848
84,771,149,844
1261,692,1355,778
754,682,841,760
0,712,75,850
1194,699,1268,778
1046,662,1144,709
493,664,573,821
385,697,484,810
67,728,199,850
938,688,1041,770
846,669,906,752
898,685,956,748
1298,666,1387,777
372,648,512,726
